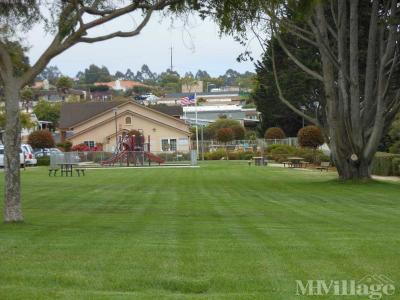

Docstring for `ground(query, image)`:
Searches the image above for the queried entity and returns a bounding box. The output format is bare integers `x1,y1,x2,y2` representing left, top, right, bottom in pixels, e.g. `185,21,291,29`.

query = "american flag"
180,94,196,106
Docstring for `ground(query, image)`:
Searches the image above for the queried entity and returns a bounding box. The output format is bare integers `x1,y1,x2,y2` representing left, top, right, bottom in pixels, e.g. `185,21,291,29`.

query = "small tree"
20,88,34,112
28,130,55,149
216,128,235,160
231,124,246,140
56,76,74,93
33,100,61,127
265,127,286,139
205,118,242,139
297,126,324,149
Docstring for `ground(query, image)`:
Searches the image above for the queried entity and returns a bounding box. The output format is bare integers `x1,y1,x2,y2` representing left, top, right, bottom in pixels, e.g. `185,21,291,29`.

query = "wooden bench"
75,168,86,177
316,162,330,171
48,167,59,176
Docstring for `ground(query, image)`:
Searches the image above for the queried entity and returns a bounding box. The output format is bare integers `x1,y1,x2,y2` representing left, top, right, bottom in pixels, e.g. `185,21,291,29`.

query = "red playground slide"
144,152,165,164
101,151,127,165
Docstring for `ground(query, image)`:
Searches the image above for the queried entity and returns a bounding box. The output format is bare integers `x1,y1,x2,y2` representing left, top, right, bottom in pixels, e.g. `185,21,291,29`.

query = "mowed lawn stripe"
0,162,399,299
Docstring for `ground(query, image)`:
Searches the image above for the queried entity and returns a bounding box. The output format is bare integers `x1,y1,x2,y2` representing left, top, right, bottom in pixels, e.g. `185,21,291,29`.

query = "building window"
161,138,177,152
84,141,95,148
125,116,132,125
161,139,169,151
170,139,177,151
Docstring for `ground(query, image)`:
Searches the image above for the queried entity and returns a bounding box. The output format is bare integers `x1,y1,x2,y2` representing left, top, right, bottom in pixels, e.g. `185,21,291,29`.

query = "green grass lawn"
0,162,399,299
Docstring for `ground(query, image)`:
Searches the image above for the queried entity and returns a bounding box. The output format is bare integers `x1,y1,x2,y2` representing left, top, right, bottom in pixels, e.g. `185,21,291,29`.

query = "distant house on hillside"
94,80,147,92
183,105,260,129
35,89,86,102
159,91,243,106
59,101,190,152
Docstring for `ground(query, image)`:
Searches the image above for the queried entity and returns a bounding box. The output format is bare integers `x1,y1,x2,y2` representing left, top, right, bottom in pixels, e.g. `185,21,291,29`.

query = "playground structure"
101,132,165,166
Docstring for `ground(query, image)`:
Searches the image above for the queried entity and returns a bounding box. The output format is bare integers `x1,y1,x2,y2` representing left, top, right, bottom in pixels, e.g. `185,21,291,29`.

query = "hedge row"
266,144,330,164
204,149,256,160
37,156,50,166
372,152,400,176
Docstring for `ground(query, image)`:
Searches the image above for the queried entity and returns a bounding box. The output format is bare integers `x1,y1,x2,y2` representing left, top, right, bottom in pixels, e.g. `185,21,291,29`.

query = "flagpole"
195,93,199,158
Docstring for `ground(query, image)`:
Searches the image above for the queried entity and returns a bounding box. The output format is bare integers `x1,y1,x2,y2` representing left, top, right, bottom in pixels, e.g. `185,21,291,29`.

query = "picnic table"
58,163,78,176
287,157,304,168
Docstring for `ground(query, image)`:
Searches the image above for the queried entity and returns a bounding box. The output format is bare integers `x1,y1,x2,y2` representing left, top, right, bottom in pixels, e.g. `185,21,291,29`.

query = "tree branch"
273,29,324,81
79,9,153,43
349,0,362,148
362,0,379,126
270,31,318,125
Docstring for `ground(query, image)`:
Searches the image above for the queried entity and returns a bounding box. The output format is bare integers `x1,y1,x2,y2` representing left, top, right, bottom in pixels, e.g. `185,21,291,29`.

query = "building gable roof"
60,101,124,129
59,101,184,129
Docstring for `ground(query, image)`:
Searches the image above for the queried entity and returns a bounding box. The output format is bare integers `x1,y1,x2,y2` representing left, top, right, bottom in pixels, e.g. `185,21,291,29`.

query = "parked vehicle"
34,148,63,158
0,145,26,168
21,144,37,166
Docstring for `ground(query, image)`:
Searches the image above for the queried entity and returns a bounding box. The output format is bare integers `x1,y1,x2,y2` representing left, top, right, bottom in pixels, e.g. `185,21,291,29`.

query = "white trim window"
161,138,177,152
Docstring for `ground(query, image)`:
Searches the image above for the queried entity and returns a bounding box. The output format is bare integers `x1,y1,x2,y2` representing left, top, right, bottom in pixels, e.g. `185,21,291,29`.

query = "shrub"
231,125,246,140
37,156,50,166
372,152,400,176
266,144,329,164
56,141,72,152
392,158,400,176
71,143,90,152
245,130,257,140
204,150,255,161
204,149,227,160
389,140,400,154
28,130,55,149
204,118,242,139
264,127,286,139
297,126,324,149
216,128,235,143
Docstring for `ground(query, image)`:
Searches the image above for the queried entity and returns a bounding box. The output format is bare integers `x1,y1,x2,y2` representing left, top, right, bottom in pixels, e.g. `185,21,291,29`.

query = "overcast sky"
26,13,264,78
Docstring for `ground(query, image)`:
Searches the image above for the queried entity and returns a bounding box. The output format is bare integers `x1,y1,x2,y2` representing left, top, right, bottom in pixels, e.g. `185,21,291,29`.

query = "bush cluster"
372,152,400,176
266,144,329,164
71,143,91,152
37,156,50,166
389,141,400,154
204,118,246,140
56,141,72,152
28,130,55,149
264,127,286,139
297,126,324,148
216,128,235,143
204,149,256,160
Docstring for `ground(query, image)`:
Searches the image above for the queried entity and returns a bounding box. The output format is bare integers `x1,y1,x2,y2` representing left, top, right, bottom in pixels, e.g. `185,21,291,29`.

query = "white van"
0,145,26,168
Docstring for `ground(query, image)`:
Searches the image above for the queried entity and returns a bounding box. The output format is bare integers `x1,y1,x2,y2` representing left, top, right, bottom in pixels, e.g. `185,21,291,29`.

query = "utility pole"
170,46,173,72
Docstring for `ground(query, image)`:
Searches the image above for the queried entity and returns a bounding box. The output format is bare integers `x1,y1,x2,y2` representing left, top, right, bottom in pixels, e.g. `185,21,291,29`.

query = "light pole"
300,105,306,127
313,101,319,121
112,107,118,152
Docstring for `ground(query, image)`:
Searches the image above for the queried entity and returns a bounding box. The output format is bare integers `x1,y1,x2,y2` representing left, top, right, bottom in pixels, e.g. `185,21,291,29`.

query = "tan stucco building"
59,101,191,153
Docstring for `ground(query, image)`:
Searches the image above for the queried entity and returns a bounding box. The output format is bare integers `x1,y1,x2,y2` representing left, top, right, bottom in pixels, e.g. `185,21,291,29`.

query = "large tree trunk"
330,138,372,181
3,80,23,223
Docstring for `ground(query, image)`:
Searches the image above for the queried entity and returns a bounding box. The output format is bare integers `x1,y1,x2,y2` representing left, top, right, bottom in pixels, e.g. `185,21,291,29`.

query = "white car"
21,144,37,166
0,145,26,168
